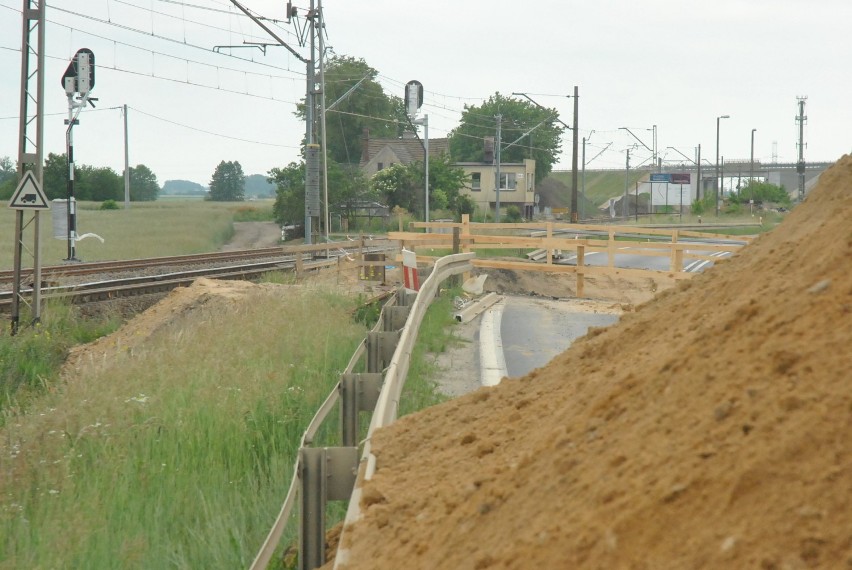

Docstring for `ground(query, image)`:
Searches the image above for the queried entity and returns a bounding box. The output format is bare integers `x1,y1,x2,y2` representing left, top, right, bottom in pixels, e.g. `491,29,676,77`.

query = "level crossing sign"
9,170,50,210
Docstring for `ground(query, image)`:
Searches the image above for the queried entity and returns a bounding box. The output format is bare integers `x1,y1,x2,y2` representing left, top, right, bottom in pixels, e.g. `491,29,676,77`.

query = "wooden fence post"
608,228,616,268
576,243,585,298
461,214,471,282
546,222,553,266
670,230,682,272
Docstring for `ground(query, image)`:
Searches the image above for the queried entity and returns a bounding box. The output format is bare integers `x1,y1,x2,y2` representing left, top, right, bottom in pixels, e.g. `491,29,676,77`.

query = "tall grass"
399,289,464,416
0,301,122,415
0,286,367,568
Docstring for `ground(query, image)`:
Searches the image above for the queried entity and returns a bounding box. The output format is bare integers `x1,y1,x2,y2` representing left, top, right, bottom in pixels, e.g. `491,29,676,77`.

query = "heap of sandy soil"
331,156,852,569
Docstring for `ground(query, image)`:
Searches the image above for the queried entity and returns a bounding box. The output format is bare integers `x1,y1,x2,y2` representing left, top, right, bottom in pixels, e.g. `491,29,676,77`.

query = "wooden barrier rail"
389,215,753,296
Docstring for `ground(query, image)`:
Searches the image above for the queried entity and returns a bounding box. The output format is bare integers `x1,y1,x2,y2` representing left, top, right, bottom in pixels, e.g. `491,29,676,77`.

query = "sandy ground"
328,155,852,569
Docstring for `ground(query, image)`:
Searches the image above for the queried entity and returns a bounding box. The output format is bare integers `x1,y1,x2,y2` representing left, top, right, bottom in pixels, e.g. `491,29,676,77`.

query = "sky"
1,0,850,187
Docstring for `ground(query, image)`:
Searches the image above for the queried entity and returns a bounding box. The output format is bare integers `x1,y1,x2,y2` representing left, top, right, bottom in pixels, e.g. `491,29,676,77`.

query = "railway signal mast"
62,48,97,262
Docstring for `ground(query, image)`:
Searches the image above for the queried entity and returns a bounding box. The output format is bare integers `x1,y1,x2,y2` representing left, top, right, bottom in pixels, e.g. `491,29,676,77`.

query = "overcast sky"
1,0,849,186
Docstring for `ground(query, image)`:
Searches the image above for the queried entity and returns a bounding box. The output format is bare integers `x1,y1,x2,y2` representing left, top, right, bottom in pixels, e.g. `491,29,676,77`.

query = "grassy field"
0,200,270,268
549,169,647,212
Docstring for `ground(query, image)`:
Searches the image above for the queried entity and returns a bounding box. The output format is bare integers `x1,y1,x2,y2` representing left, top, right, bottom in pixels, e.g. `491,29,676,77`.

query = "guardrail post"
340,373,383,447
295,254,304,277
366,331,400,373
451,227,461,287
397,288,417,307
299,447,358,570
461,214,471,282
382,305,411,331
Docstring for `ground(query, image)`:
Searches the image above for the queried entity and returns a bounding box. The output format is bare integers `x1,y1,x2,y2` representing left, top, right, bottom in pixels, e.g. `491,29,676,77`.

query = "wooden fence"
388,215,755,297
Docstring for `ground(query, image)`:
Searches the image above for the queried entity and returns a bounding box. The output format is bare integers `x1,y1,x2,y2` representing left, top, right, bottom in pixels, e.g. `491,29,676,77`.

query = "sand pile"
332,155,852,569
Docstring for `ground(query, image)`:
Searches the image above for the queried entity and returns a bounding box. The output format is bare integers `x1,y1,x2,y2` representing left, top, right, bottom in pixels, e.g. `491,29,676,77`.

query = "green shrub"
99,199,119,210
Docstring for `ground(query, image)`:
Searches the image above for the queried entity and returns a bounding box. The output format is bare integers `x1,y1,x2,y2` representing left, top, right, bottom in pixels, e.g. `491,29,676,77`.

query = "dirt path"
221,221,282,250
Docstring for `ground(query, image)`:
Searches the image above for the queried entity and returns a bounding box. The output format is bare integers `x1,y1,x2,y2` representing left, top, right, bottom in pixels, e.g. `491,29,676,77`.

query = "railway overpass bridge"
657,159,835,201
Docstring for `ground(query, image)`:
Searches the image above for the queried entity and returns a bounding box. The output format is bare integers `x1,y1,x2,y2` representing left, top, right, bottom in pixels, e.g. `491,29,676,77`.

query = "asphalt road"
477,297,621,384
500,298,620,377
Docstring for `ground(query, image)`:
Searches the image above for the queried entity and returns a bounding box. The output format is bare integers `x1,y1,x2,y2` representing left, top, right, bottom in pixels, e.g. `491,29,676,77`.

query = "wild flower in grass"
125,394,150,404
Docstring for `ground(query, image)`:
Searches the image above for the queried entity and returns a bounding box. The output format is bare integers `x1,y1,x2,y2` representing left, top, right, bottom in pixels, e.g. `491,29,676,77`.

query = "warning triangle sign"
9,171,50,210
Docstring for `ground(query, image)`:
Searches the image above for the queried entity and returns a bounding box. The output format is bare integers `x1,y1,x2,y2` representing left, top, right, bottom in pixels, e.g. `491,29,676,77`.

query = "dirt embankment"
331,155,852,569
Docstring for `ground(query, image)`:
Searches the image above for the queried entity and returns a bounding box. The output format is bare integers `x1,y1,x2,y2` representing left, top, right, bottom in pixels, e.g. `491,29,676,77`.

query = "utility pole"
696,144,702,202
12,0,47,333
715,114,730,217
511,91,576,223
423,116,429,222
317,1,328,239
581,136,586,220
570,85,579,223
795,96,807,201
123,104,130,209
305,0,318,243
228,0,316,242
651,125,662,172
623,148,630,219
749,128,756,203
495,114,502,222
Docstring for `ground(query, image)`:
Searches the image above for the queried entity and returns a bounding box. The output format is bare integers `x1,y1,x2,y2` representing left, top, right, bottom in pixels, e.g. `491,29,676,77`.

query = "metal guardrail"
331,252,474,569
248,252,475,570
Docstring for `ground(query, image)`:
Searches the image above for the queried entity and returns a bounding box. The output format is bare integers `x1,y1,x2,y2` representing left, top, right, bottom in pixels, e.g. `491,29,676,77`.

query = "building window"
471,172,481,191
499,172,518,190
377,162,384,171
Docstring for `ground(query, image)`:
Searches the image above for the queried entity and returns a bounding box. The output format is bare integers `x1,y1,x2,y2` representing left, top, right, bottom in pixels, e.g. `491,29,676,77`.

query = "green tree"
269,161,305,225
209,160,245,201
76,165,122,202
129,164,160,201
270,159,375,229
425,154,469,217
43,152,69,200
0,156,15,186
0,177,15,201
732,180,791,207
326,160,376,228
370,154,469,219
297,55,405,165
371,163,419,215
448,92,563,183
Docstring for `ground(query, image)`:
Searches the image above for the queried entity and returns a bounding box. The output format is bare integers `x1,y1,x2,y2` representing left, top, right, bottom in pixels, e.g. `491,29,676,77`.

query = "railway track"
0,243,397,313
0,246,293,286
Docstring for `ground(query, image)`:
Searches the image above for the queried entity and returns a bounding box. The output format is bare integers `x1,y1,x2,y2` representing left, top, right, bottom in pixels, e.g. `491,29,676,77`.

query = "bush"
504,205,522,223
100,199,120,210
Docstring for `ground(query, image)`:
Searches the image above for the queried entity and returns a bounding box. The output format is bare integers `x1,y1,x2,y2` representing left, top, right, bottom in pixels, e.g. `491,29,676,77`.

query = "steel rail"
0,242,399,285
0,247,289,283
0,258,337,312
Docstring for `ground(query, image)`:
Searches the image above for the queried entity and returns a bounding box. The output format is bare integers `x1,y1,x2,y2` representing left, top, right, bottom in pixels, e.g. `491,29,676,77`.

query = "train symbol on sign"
21,194,37,204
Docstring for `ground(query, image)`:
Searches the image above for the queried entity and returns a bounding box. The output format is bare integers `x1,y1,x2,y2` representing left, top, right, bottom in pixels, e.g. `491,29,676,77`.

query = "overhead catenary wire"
0,1,640,173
